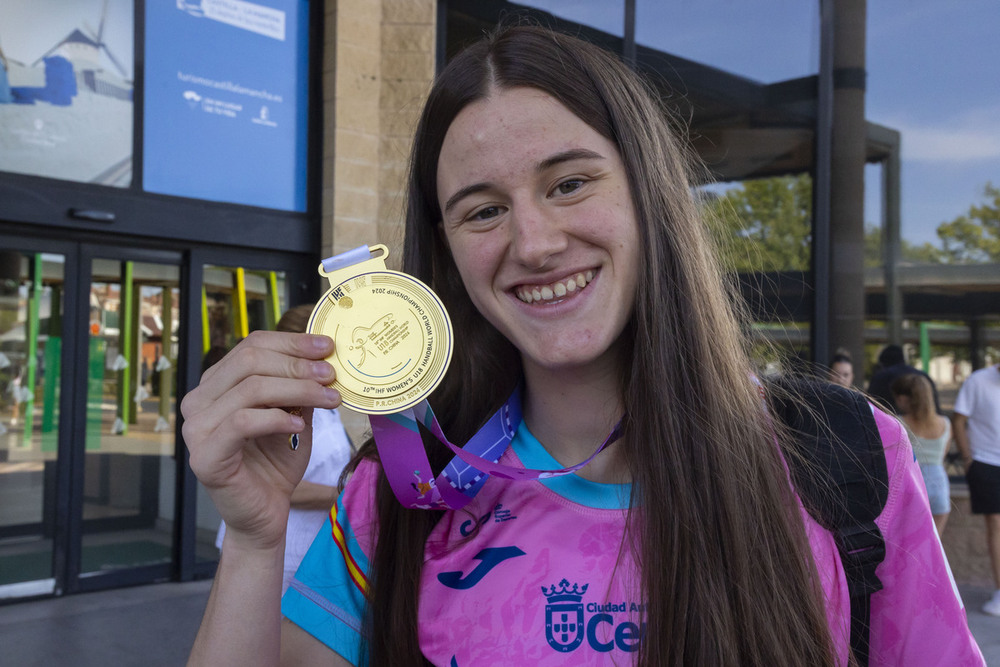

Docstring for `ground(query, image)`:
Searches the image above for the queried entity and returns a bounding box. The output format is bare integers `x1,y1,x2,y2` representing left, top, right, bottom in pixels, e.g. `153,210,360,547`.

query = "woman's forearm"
188,536,285,666
952,414,972,465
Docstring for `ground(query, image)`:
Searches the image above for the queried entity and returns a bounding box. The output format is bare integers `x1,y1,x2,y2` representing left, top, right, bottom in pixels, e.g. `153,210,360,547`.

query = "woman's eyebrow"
442,148,606,215
443,182,491,215
536,148,605,172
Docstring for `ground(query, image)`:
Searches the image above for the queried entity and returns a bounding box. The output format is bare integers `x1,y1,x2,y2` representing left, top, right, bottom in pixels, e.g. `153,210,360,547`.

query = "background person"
891,374,951,535
953,362,1000,617
867,344,941,414
828,349,855,387
6,363,22,426
182,26,983,666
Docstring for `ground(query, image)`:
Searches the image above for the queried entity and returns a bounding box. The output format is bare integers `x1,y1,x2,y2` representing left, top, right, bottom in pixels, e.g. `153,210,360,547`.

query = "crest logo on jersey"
543,579,588,652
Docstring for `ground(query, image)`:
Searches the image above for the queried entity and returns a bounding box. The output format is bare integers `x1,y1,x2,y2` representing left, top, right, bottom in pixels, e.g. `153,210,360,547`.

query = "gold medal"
307,245,453,415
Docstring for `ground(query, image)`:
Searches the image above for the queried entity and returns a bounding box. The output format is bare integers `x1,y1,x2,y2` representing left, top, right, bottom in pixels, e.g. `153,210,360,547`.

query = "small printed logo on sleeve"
459,503,518,536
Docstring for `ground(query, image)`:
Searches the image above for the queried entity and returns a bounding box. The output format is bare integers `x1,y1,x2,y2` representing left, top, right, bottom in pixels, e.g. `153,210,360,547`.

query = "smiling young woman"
437,87,641,453
182,25,984,667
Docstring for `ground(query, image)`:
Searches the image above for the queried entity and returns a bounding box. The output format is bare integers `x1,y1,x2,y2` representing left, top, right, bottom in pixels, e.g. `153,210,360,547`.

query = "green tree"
704,174,812,272
935,182,1000,264
902,239,945,264
863,225,943,267
864,225,881,268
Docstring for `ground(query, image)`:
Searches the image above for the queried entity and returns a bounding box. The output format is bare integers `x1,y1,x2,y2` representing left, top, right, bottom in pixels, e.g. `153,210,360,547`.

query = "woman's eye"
555,179,584,195
470,205,501,221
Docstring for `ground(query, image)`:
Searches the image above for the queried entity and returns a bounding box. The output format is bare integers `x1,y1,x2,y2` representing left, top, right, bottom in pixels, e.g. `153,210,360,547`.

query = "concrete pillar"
969,317,984,371
828,0,868,382
882,142,903,346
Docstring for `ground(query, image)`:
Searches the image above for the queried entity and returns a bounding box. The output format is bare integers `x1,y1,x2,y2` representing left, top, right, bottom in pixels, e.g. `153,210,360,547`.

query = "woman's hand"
181,331,341,551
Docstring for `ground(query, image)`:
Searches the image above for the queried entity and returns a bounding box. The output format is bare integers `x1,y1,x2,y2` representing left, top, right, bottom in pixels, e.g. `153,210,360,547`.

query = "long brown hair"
891,374,937,425
351,25,836,666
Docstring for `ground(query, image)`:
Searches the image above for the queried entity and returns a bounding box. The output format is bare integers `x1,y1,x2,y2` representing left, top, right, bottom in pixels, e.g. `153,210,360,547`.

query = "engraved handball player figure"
182,25,983,667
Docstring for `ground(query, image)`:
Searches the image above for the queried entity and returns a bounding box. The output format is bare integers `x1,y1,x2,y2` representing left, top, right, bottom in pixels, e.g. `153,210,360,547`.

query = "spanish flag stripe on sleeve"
331,503,369,595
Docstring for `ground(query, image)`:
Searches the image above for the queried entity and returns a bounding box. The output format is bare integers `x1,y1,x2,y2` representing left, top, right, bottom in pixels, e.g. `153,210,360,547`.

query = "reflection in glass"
80,260,179,576
196,265,287,563
0,251,64,591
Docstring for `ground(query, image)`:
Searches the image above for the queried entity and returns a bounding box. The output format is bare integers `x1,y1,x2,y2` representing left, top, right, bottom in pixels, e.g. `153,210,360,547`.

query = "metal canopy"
446,1,895,182
741,267,1000,323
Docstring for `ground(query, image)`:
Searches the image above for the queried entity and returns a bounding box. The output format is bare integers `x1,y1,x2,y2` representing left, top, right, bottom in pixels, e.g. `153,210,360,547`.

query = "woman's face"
830,361,854,387
436,87,640,376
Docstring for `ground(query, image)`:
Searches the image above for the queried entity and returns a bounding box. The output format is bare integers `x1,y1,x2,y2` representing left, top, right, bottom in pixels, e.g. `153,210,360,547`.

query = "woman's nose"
508,200,568,269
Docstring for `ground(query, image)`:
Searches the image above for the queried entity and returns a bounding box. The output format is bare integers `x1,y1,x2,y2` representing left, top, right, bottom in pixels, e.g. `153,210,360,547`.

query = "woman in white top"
892,373,951,534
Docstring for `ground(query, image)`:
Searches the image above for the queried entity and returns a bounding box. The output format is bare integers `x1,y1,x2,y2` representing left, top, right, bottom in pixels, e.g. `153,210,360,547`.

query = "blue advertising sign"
144,0,309,211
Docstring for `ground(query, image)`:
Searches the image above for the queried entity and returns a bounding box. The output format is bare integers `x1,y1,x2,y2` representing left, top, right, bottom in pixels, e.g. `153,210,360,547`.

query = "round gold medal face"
307,269,453,415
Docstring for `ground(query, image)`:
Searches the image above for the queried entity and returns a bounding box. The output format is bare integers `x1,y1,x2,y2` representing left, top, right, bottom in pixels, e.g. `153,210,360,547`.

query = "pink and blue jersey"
281,408,984,665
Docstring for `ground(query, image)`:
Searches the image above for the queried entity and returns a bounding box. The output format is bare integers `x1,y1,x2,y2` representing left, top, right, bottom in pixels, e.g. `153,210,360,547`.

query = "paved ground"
0,580,211,667
963,584,1000,665
0,579,997,665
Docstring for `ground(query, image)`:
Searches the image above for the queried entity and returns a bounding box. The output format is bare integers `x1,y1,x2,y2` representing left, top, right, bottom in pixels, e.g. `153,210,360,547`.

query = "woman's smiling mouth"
515,270,596,304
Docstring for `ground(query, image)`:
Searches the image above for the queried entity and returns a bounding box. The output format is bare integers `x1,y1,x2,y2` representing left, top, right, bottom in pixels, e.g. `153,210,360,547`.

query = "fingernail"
311,361,333,379
323,387,341,403
310,334,332,350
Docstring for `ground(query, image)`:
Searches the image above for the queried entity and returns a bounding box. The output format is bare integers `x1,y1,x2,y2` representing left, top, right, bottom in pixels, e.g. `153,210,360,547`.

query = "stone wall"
321,0,437,442
321,0,435,262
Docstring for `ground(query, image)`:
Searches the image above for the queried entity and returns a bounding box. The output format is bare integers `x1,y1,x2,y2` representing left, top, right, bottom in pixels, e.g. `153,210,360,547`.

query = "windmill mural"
2,0,132,106
0,0,134,185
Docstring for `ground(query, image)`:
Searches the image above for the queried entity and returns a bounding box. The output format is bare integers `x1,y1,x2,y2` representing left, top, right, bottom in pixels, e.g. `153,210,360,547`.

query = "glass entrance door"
76,251,183,588
0,241,186,598
0,234,311,599
0,247,69,598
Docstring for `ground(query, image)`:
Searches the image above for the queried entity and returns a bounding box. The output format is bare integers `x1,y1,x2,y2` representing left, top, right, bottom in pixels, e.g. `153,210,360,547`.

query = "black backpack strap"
767,377,889,666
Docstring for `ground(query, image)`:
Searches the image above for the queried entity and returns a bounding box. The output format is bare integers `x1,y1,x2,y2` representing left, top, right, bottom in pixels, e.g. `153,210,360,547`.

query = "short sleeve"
953,378,976,418
867,409,985,666
281,459,379,666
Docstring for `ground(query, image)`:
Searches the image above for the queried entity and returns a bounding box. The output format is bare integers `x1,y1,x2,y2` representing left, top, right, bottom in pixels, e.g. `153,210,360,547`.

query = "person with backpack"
181,25,983,666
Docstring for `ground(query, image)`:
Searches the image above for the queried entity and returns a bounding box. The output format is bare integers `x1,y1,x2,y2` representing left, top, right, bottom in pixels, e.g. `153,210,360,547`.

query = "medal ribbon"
369,388,622,510
320,247,622,510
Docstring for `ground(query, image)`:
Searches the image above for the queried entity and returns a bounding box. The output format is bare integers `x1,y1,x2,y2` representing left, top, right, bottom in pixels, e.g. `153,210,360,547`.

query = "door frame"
67,243,186,594
0,228,317,598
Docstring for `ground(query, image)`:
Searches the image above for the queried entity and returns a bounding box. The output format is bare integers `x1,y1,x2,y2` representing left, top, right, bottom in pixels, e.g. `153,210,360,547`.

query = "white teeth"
516,271,595,304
